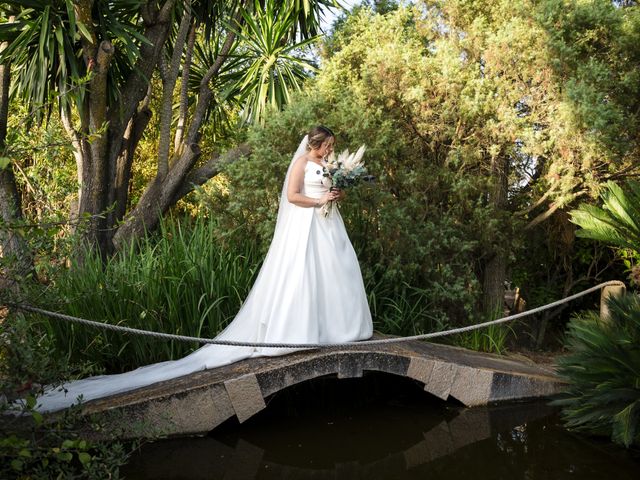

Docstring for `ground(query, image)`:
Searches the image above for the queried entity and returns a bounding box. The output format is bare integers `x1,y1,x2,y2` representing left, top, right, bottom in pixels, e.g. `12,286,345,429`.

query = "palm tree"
0,0,339,255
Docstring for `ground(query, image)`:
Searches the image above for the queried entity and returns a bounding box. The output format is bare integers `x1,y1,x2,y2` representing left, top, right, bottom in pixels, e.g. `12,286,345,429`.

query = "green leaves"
570,180,640,254
0,0,144,124
553,294,640,447
43,215,261,371
232,0,319,123
0,402,122,477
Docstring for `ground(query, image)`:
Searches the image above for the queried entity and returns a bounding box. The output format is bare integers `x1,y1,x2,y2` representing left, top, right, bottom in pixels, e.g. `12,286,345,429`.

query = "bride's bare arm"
287,157,337,207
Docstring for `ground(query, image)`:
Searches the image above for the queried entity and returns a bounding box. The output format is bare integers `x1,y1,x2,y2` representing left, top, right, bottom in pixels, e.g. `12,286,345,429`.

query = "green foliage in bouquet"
552,294,640,448
323,145,369,190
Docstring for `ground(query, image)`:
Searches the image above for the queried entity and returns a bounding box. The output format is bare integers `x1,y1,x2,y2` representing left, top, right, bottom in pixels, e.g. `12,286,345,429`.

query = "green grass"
31,214,505,374
367,281,449,336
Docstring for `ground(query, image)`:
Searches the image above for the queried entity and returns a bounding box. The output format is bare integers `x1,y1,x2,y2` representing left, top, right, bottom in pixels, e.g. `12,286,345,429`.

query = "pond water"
122,373,640,480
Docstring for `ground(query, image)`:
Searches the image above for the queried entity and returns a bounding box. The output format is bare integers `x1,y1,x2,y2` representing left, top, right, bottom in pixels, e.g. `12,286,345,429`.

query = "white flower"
344,145,366,171
325,151,338,170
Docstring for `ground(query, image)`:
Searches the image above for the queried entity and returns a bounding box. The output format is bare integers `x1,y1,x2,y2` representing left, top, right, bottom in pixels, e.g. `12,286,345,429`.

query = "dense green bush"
201,91,486,335
0,314,133,479
0,404,132,480
553,294,640,447
202,8,506,335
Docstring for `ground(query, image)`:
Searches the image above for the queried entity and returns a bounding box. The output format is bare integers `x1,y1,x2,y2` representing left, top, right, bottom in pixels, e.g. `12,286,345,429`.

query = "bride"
35,126,373,412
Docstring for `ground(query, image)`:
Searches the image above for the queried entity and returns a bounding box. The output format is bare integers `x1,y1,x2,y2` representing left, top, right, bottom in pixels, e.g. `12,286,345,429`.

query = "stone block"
449,365,493,407
489,372,564,403
424,361,457,401
406,357,434,384
225,373,266,423
337,354,364,379
140,384,234,437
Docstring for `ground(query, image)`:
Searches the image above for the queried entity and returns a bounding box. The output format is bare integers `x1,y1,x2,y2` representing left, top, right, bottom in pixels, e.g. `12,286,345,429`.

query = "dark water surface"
122,373,640,479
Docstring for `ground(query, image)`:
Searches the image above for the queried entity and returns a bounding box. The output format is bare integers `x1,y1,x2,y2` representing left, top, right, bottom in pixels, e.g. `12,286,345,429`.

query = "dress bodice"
303,160,329,199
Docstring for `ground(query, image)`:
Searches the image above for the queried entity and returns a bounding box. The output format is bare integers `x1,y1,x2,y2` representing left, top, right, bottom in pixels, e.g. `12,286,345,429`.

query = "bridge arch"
81,342,562,439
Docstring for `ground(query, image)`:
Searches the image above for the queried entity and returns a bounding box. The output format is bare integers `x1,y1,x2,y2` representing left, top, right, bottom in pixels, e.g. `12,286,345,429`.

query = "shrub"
0,314,133,479
552,294,640,447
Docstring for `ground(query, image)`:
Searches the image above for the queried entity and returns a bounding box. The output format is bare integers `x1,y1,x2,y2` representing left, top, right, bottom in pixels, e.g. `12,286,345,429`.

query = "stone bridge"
77,337,564,440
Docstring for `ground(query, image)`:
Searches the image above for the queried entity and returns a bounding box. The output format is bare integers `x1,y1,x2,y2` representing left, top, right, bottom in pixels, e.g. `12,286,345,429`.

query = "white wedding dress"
34,136,373,412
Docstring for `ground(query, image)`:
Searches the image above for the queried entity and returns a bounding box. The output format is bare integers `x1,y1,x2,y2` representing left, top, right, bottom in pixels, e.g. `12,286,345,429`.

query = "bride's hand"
319,190,340,205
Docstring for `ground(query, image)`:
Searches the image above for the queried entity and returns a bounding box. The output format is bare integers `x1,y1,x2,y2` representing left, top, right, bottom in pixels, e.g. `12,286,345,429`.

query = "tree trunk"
111,144,250,250
67,0,246,255
111,106,152,225
0,29,32,280
65,0,176,256
111,8,245,251
482,154,509,314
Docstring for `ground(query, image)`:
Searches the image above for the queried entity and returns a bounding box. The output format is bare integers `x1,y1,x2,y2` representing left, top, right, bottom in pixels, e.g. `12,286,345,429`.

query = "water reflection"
123,373,640,480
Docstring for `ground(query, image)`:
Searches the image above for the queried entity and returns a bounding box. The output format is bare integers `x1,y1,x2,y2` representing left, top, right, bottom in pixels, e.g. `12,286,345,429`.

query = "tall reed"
452,306,514,354
43,217,260,373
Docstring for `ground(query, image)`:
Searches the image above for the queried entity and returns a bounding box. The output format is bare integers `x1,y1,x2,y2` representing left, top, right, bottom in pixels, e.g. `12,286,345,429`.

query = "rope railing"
5,280,626,350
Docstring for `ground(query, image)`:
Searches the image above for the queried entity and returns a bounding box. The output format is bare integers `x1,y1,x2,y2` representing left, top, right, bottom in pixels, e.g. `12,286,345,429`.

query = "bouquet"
320,145,369,217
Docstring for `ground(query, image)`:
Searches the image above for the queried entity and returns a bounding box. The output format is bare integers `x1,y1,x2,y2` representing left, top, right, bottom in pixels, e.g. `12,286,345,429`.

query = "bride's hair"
306,125,334,150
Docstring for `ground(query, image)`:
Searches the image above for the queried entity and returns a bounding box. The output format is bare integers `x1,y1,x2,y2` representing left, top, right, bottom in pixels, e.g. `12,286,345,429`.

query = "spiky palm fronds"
233,0,319,124
552,294,640,447
0,0,145,123
570,180,640,253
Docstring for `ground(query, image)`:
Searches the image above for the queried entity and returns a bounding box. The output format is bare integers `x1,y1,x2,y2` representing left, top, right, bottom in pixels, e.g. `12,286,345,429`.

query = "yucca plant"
233,0,320,124
552,294,640,447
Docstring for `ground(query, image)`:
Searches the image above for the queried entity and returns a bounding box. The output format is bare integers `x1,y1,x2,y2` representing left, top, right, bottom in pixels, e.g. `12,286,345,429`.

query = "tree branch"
524,202,561,230
108,0,177,155
113,107,152,223
516,185,555,217
174,19,197,153
60,106,85,220
185,5,245,145
90,41,114,136
172,143,251,201
158,0,192,178
74,0,98,67
601,162,640,182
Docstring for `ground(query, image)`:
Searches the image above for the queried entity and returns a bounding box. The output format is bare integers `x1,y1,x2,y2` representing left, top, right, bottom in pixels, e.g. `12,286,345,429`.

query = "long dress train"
34,145,373,413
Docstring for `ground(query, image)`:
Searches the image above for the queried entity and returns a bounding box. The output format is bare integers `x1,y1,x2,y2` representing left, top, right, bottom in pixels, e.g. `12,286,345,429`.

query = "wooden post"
600,284,626,323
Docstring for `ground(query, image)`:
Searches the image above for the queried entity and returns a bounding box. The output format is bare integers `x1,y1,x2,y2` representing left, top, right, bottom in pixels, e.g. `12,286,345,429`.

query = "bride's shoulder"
292,154,310,169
